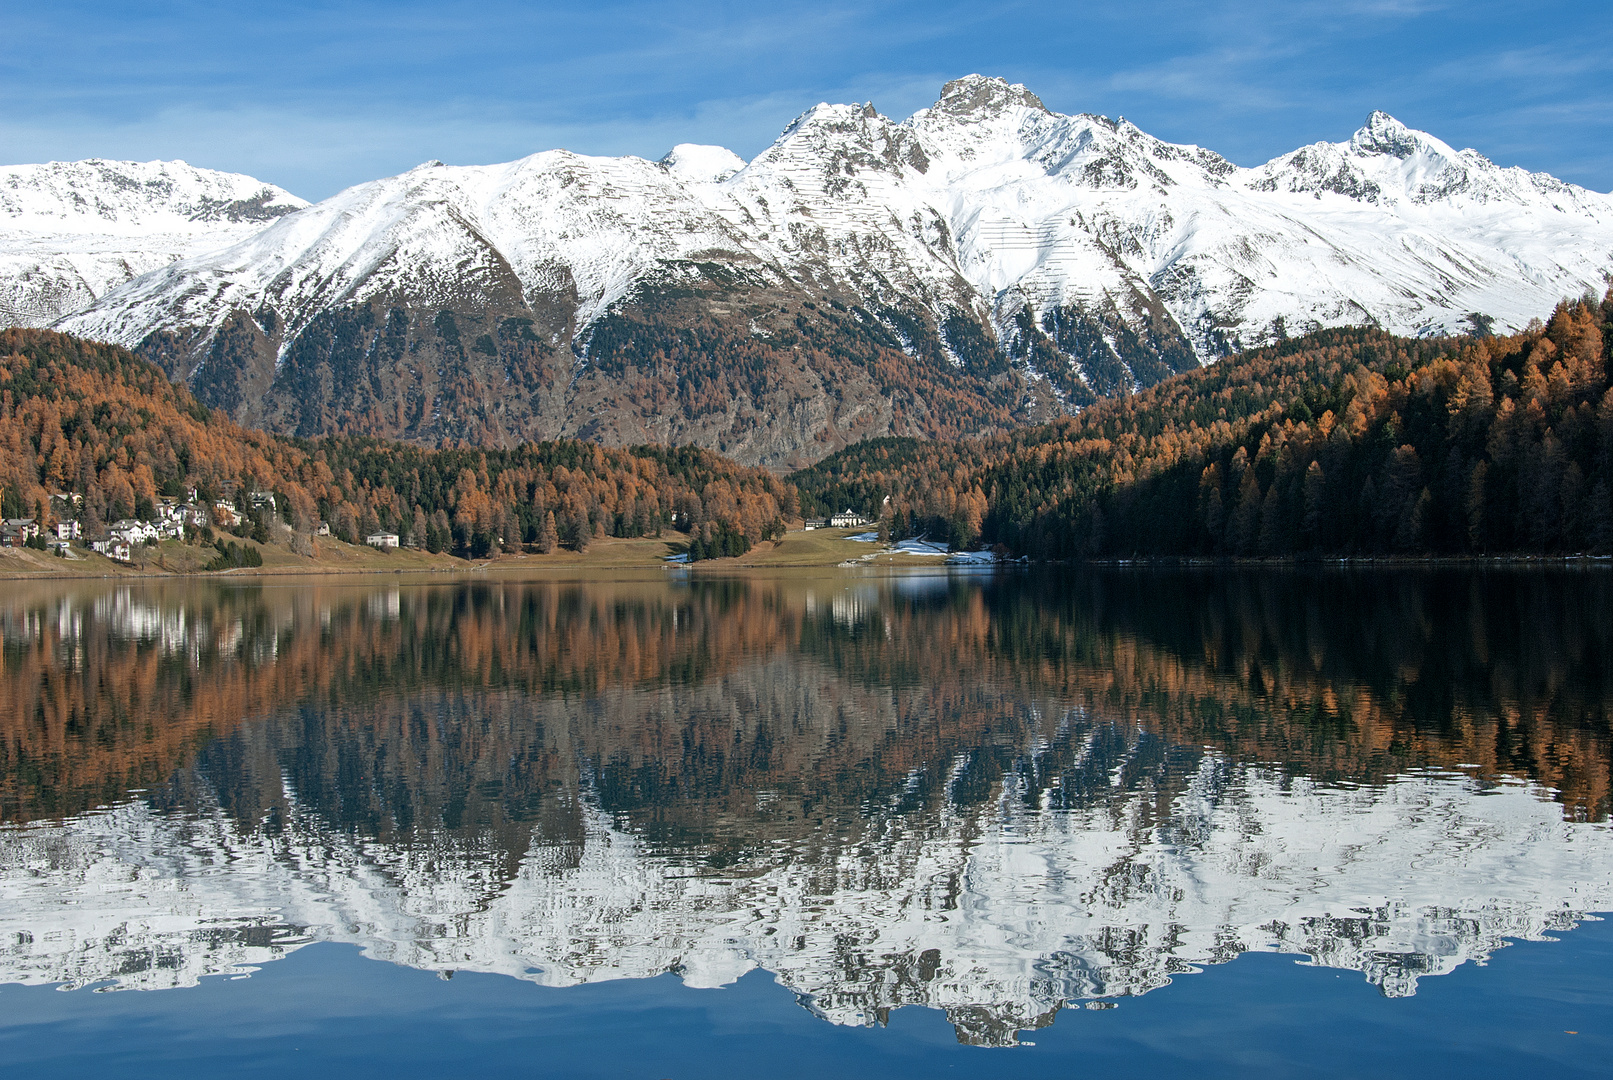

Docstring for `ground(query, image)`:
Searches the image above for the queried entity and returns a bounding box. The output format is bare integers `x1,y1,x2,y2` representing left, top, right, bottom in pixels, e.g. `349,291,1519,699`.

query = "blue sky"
2,1,1609,201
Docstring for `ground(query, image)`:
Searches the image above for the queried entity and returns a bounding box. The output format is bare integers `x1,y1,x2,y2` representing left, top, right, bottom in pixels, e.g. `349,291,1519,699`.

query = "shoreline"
7,528,1612,582
0,527,953,582
1083,553,1613,569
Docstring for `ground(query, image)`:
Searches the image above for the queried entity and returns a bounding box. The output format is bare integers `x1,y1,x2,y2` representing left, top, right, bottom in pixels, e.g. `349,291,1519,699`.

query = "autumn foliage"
0,329,793,558
796,295,1613,557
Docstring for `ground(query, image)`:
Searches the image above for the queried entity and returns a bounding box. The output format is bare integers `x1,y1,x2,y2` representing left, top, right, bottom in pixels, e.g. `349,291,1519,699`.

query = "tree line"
12,290,1613,567
0,329,792,561
794,294,1613,558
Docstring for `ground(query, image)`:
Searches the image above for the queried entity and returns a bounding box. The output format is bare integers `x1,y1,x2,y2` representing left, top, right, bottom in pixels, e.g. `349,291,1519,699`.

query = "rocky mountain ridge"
8,76,1613,465
0,159,306,328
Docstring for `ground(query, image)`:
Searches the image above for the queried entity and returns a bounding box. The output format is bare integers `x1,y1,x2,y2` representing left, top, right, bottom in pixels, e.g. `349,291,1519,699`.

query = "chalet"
54,520,81,540
829,509,867,528
803,518,830,530
1,518,39,543
214,502,244,527
315,521,332,536
365,532,400,549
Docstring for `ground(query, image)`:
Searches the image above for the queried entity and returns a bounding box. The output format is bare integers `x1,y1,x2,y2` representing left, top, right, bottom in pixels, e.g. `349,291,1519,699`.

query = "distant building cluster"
0,488,279,564
804,509,868,530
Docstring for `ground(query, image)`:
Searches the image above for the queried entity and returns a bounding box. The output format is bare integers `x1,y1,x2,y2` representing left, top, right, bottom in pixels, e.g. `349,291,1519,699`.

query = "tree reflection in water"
1,569,1610,1045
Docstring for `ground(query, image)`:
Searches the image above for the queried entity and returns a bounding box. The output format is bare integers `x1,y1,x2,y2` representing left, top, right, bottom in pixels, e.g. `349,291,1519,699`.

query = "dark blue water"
1,569,1610,1077
1,925,1609,1080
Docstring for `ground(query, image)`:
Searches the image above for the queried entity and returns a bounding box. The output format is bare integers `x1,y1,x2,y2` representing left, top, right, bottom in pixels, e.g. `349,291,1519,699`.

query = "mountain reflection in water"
1,569,1610,1047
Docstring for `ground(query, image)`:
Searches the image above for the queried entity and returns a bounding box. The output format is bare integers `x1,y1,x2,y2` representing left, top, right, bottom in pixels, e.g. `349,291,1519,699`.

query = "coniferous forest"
0,329,792,560
6,294,1613,564
794,293,1613,558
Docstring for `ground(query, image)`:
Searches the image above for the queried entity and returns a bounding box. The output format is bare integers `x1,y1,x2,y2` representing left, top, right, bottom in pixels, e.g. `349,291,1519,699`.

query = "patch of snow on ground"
847,532,880,542
894,539,950,556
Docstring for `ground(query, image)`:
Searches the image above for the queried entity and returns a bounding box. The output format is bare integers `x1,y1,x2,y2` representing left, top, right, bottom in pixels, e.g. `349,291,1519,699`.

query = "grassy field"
0,527,955,580
719,527,954,569
0,535,467,579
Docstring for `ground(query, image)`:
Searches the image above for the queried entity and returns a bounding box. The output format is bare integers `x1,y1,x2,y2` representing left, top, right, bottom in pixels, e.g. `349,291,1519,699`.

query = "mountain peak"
658,144,746,184
1350,111,1426,159
932,75,1048,118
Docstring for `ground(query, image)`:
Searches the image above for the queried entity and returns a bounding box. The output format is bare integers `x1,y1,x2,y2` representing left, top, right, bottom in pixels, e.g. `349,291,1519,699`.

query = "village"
0,488,404,564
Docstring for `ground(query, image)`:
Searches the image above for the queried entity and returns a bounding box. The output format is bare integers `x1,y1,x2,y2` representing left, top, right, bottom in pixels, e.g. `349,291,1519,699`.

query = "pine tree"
1301,461,1326,549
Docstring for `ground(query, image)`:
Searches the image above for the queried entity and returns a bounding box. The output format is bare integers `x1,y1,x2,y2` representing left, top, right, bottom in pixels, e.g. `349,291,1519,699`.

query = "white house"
157,500,205,533
108,519,160,545
91,539,133,562
365,532,400,549
214,502,244,527
829,509,867,528
54,520,81,540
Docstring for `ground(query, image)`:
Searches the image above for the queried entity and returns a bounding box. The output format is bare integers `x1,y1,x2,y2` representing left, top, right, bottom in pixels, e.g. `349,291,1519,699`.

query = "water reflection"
1,570,1610,1045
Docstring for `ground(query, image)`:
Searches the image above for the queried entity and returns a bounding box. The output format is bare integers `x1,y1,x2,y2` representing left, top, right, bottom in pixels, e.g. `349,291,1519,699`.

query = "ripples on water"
0,568,1610,1051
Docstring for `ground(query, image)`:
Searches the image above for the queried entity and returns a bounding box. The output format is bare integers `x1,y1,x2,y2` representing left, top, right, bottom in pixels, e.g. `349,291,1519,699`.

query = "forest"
795,293,1613,558
0,329,792,560
8,291,1613,566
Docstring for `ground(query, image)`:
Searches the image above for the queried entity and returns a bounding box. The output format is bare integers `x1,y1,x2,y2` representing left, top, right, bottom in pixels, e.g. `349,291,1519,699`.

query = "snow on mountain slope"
61,76,1613,360
0,159,306,329
659,143,746,184
66,149,762,353
30,76,1613,462
901,78,1613,353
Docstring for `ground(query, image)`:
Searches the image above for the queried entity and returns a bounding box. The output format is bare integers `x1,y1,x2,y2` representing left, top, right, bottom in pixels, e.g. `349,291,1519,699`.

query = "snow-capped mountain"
3,748,1608,1047
0,159,306,329
22,76,1613,464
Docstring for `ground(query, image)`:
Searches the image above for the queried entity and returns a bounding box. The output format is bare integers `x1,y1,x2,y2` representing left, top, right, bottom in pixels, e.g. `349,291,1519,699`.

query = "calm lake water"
1,567,1610,1078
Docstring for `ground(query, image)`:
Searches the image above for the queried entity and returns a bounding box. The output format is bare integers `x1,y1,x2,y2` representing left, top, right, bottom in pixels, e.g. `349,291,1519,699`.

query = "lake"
1,567,1610,1078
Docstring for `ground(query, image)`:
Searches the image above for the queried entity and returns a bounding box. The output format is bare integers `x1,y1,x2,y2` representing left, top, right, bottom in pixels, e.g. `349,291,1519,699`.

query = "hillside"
11,291,1613,568
0,328,792,562
793,294,1613,557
